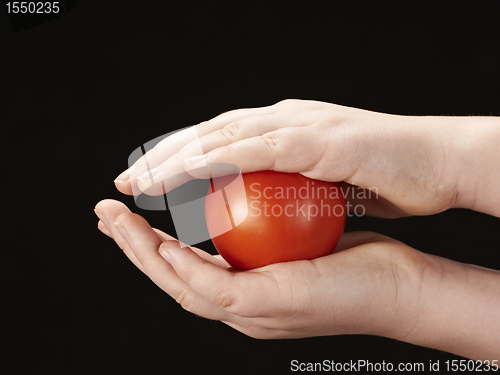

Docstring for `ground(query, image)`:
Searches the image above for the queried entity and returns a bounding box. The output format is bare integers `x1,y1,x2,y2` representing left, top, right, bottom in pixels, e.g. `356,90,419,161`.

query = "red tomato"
205,171,346,270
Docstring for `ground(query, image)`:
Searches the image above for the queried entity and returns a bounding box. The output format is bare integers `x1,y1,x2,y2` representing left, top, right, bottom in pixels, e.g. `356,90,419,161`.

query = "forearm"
400,253,500,360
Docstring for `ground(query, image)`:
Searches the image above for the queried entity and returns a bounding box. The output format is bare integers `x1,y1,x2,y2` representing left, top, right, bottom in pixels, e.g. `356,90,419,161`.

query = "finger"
194,104,277,137
151,228,176,242
97,220,111,237
114,212,164,261
180,114,284,162
151,227,230,268
169,108,314,180
115,215,228,320
160,241,279,318
135,154,196,195
115,105,275,195
95,199,228,273
94,199,144,272
114,127,200,196
134,108,280,195
182,101,328,163
184,124,331,179
139,114,282,187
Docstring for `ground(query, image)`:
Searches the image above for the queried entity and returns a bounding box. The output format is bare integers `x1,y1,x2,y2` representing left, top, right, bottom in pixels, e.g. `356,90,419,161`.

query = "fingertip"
114,168,131,184
111,212,146,246
184,155,207,169
97,220,112,237
135,174,172,196
114,212,145,229
113,167,139,196
184,163,211,179
158,248,171,263
114,211,129,222
94,198,130,213
159,240,182,254
114,179,136,195
113,217,130,243
159,240,196,266
136,175,154,193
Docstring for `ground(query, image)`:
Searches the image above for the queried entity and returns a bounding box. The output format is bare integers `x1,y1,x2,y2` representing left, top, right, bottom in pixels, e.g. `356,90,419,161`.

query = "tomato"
205,170,347,270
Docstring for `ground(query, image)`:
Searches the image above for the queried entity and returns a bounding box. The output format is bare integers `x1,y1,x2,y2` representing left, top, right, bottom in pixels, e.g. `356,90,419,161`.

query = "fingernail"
137,175,153,192
159,248,171,263
94,209,111,229
114,166,134,183
137,165,161,183
97,220,111,236
114,220,129,242
159,241,181,263
137,172,151,184
184,155,206,169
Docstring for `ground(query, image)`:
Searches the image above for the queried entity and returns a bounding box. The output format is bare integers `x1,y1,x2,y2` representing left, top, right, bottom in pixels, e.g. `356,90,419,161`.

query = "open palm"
95,199,425,340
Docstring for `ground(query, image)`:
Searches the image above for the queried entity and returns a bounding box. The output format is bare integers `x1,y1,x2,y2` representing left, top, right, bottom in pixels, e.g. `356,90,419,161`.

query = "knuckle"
213,290,262,318
175,289,195,313
212,289,235,311
260,132,279,149
219,121,243,141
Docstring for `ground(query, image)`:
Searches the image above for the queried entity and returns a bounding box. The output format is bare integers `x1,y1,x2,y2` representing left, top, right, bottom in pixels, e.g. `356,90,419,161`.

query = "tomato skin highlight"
205,171,347,270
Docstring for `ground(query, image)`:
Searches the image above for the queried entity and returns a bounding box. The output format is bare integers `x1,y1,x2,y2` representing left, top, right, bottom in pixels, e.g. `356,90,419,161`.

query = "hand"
114,99,471,218
104,100,500,360
95,199,500,360
95,199,425,339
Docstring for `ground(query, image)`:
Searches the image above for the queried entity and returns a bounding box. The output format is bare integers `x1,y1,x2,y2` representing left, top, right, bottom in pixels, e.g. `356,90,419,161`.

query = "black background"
2,1,500,374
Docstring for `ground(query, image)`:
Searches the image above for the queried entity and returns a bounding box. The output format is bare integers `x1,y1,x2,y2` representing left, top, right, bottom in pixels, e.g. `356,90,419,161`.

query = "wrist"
351,243,432,340
391,252,500,360
442,116,500,217
367,114,499,218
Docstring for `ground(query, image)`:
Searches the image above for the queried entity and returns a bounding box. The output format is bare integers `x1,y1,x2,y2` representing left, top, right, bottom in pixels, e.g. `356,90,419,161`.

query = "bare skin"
97,99,500,361
114,99,500,217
